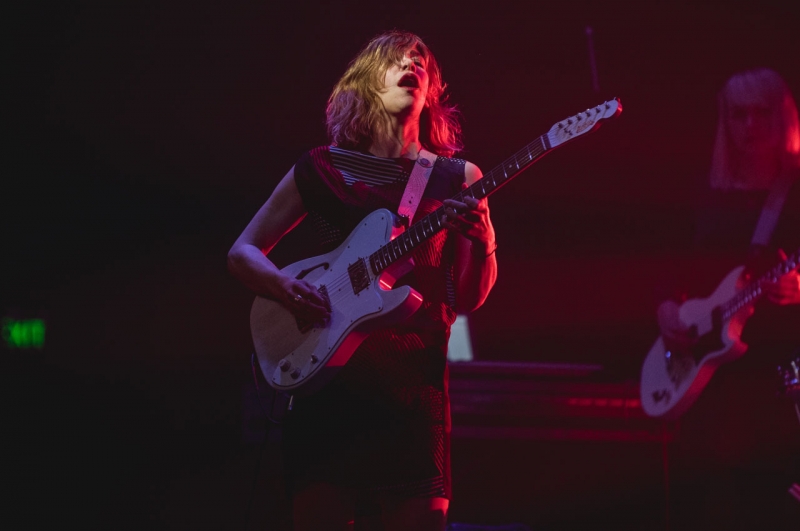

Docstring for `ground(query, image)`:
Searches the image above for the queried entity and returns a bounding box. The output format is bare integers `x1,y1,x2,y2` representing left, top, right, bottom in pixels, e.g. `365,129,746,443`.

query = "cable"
244,424,271,531
243,352,289,531
251,353,284,425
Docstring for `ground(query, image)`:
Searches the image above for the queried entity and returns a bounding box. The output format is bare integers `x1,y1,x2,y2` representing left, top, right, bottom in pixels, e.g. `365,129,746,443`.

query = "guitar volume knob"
278,359,292,372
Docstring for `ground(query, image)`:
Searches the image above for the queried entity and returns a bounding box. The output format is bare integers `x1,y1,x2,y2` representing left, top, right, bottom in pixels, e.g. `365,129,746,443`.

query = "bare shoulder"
463,160,484,185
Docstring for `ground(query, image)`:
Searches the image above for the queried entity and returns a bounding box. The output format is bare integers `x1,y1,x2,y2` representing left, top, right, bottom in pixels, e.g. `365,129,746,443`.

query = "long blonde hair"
326,31,463,157
710,68,800,190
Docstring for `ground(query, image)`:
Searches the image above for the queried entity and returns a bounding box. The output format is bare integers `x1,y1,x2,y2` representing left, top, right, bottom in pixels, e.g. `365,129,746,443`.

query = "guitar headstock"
546,98,622,149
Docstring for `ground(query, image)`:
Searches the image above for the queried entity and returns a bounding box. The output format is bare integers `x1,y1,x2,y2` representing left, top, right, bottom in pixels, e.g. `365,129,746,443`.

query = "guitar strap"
751,170,795,247
397,148,438,227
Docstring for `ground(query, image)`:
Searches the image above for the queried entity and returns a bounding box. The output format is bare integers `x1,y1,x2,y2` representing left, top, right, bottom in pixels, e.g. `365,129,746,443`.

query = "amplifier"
449,361,675,443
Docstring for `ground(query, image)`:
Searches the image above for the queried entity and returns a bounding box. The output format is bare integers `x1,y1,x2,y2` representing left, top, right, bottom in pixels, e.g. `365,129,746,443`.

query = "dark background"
4,1,800,529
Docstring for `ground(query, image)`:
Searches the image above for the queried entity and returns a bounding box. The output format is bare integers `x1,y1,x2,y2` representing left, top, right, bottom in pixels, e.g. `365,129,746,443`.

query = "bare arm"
227,167,330,319
443,161,498,313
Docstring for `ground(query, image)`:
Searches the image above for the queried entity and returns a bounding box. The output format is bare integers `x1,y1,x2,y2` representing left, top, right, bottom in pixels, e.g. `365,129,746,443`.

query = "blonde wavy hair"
326,31,463,157
710,68,800,190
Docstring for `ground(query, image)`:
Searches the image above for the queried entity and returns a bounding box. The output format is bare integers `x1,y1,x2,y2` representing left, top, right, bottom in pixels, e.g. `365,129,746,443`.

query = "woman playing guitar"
652,68,800,531
227,31,497,531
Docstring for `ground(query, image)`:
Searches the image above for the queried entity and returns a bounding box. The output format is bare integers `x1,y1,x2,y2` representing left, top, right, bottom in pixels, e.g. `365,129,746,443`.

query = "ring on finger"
294,294,303,302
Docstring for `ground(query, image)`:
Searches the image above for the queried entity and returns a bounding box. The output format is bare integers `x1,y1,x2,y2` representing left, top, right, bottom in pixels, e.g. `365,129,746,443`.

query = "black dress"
281,146,467,500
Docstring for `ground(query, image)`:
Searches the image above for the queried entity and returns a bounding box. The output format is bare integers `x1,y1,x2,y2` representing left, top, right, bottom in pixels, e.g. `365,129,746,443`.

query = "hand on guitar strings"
761,249,800,306
280,277,331,321
441,187,496,254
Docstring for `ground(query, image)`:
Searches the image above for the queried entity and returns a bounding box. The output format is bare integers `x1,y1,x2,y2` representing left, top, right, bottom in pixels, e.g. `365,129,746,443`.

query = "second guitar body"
640,266,751,420
640,244,799,419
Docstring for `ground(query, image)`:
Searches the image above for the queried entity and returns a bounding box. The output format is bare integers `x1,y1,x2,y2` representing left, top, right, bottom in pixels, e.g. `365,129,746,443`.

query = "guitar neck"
723,246,800,319
368,98,623,276
369,135,549,275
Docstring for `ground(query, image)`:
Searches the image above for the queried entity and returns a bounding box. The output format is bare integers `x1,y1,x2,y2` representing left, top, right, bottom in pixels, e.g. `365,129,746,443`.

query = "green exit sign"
2,318,46,349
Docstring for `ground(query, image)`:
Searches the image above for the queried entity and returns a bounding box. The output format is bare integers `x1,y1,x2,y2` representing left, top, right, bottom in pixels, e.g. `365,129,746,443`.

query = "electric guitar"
640,247,800,419
251,98,623,395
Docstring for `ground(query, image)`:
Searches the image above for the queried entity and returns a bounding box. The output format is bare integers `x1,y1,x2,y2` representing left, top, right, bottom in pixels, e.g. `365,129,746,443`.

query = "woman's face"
726,102,779,155
378,47,430,120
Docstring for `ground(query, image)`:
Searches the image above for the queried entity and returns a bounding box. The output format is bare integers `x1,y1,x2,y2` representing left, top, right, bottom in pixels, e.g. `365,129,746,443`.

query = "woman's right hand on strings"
278,276,331,321
656,300,696,353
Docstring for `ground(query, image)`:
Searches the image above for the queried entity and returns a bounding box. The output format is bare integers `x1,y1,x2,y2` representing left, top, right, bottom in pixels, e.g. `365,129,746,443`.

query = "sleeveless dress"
281,145,467,500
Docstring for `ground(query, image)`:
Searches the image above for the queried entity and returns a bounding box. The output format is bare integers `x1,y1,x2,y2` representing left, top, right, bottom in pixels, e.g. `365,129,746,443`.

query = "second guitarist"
652,68,800,531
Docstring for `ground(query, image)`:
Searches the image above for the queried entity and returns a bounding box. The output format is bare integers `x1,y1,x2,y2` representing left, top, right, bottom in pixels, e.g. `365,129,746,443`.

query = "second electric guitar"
640,247,800,419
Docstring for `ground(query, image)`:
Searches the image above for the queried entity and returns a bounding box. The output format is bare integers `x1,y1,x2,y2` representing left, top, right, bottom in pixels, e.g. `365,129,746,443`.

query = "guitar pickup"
348,258,370,295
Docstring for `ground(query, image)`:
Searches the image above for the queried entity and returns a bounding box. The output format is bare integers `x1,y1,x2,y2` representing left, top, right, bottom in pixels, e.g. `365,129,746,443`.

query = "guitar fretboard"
722,247,800,319
368,135,549,275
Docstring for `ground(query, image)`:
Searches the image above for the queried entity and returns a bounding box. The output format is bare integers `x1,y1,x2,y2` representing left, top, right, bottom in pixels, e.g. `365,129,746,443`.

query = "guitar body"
640,266,752,419
250,208,423,395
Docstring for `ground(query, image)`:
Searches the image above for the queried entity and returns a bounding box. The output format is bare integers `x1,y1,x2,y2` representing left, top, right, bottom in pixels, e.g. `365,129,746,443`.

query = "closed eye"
407,52,426,69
